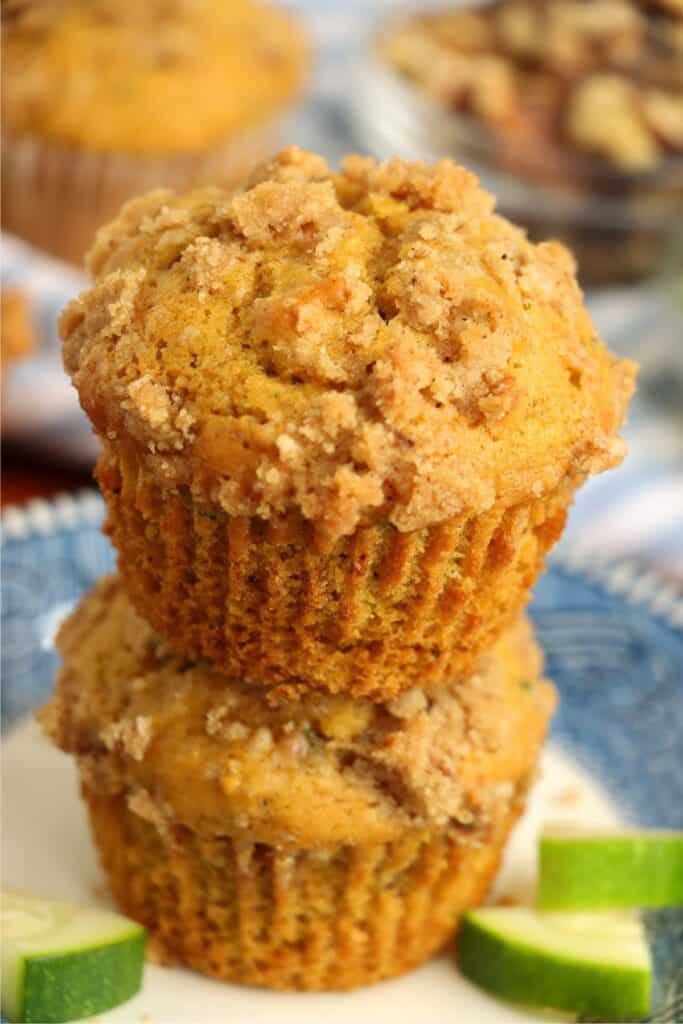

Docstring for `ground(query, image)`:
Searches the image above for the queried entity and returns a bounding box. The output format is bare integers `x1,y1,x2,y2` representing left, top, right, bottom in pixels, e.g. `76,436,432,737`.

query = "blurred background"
2,0,682,575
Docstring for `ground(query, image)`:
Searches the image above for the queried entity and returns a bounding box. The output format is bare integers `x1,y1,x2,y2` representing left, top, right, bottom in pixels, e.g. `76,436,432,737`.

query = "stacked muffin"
40,148,635,990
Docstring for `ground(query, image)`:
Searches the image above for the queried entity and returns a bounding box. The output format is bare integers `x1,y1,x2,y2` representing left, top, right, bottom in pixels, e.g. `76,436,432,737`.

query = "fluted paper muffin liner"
1,124,279,266
97,450,572,701
84,784,528,991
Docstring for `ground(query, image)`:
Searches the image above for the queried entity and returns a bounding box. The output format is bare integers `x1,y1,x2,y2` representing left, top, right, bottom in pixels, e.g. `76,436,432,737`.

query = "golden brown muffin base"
97,451,571,701
1,125,278,266
85,783,527,991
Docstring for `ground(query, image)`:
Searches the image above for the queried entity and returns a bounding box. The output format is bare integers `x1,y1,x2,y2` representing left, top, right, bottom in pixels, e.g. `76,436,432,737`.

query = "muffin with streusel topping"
39,575,556,990
61,147,636,700
2,0,307,264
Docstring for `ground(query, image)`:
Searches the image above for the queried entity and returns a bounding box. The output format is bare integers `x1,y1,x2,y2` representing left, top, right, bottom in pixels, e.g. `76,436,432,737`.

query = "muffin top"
383,0,683,181
61,148,636,542
40,576,556,847
2,0,307,154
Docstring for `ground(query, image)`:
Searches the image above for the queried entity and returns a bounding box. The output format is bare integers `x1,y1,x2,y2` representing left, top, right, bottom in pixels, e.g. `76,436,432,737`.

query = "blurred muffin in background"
380,0,683,284
1,288,35,370
40,575,556,990
2,0,308,265
60,148,635,701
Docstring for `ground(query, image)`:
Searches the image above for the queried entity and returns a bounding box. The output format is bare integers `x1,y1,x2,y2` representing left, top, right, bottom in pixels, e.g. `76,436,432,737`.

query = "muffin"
60,147,636,701
2,0,308,265
38,575,556,991
1,288,35,368
381,0,683,284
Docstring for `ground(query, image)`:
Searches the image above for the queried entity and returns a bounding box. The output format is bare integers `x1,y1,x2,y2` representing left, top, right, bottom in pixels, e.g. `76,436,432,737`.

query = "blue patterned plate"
2,492,682,1023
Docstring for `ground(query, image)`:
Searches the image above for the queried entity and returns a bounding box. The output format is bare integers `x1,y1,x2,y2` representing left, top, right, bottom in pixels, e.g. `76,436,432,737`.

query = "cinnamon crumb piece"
386,688,427,720
127,788,173,840
101,715,153,761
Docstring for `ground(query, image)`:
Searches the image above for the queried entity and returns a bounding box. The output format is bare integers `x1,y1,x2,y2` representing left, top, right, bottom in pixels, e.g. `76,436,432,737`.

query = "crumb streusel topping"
40,576,555,846
62,147,635,541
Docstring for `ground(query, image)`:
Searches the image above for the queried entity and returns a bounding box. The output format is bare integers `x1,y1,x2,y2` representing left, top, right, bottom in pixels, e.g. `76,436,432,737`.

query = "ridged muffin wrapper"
98,449,573,700
1,122,281,266
84,782,529,991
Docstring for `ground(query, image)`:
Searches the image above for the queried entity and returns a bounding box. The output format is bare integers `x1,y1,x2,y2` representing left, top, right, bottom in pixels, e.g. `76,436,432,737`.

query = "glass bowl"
348,5,683,288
